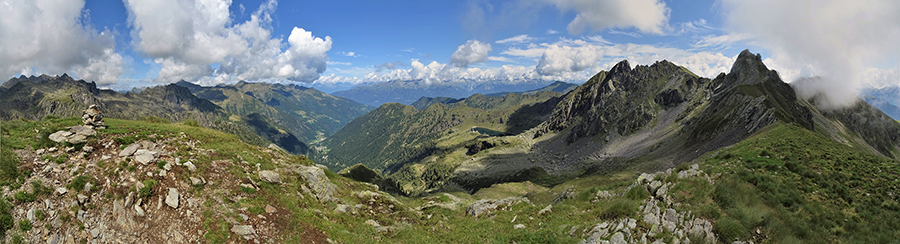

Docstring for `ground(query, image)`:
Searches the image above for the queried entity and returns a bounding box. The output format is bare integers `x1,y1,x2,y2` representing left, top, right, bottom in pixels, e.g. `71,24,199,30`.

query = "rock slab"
166,188,179,208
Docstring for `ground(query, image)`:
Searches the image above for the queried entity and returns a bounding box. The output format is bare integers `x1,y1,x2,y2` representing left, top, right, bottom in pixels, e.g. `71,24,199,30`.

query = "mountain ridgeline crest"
173,81,372,143
0,75,310,154
316,50,900,196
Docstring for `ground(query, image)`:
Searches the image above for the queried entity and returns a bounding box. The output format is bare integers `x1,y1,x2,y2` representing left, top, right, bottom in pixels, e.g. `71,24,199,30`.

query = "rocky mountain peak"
609,60,632,75
726,49,772,85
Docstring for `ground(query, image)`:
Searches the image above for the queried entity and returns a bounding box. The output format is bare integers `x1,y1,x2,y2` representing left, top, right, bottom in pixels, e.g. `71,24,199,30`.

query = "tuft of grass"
714,217,746,242
624,185,650,201
599,198,639,220
139,179,158,198
17,219,31,232
12,191,35,203
66,175,92,192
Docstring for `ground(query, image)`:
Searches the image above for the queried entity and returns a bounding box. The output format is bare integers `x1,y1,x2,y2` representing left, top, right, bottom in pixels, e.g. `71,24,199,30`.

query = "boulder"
466,197,530,218
610,232,626,244
258,170,282,184
189,177,205,186
55,187,68,195
183,161,197,171
134,204,145,217
297,166,337,201
77,194,88,204
70,126,96,137
133,149,157,165
119,143,140,157
166,188,179,208
231,225,256,238
67,134,87,144
514,224,526,229
49,131,72,143
662,208,677,232
26,207,35,222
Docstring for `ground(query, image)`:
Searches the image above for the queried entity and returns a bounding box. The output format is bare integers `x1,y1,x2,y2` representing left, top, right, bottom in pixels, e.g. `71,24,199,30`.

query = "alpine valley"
2,50,900,244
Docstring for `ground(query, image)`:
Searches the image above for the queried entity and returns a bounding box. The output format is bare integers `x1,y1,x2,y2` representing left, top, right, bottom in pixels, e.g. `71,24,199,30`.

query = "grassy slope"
684,123,900,242
3,117,897,243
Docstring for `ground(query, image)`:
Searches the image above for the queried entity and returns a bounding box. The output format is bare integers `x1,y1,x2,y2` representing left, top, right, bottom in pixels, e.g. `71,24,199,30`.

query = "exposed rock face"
119,143,140,157
466,197,530,218
580,165,717,244
82,104,104,128
231,225,257,240
48,126,96,144
258,170,282,184
134,149,158,165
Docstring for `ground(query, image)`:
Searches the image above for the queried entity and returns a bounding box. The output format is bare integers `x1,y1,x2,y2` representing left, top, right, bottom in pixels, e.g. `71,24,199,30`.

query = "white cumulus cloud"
720,0,900,107
0,0,125,84
124,0,332,84
544,0,670,35
450,40,492,68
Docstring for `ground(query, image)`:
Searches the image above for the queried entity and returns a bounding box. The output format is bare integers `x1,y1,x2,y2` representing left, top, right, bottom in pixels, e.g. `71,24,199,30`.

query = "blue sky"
2,0,898,101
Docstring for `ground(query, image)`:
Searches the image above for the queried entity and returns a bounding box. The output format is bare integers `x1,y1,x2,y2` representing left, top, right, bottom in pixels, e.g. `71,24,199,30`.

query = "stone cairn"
82,104,105,128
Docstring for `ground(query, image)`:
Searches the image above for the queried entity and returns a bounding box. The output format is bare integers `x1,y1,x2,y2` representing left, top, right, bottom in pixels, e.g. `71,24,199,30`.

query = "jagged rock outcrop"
580,164,717,244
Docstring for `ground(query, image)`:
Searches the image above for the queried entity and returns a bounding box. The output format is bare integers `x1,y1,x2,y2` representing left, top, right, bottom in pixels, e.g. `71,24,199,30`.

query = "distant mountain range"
861,87,900,120
331,79,568,106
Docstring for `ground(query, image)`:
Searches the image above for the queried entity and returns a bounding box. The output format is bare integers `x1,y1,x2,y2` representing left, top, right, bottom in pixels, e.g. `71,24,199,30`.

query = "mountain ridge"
0,75,310,154
173,80,372,143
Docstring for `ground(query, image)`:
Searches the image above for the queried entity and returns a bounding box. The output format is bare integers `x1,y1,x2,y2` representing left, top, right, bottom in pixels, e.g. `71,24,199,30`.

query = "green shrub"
139,179,158,198
66,175,92,192
54,154,67,164
13,191,35,203
17,219,31,231
35,209,44,221
31,181,52,196
8,233,24,244
0,147,20,186
33,130,56,149
157,160,167,169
